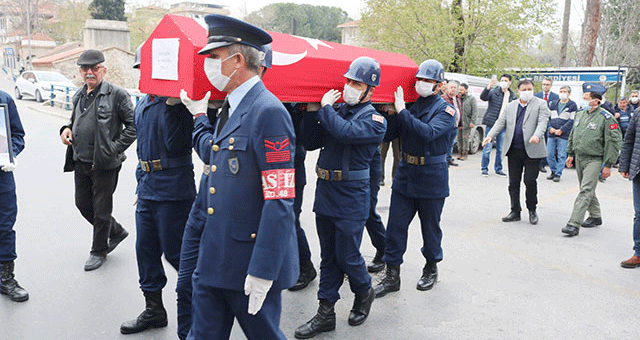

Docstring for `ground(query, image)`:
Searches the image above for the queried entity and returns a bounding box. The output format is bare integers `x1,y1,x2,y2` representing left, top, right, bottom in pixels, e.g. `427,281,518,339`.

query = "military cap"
199,14,272,55
260,43,272,69
582,82,607,96
77,49,105,66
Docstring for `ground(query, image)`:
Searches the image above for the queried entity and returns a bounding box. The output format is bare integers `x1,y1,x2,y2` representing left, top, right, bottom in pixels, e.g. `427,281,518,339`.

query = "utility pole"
26,0,32,70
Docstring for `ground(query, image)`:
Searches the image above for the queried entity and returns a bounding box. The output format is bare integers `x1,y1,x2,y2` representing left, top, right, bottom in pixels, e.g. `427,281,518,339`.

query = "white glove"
394,86,406,113
180,89,210,116
1,159,16,172
321,90,341,108
165,97,181,106
244,274,273,315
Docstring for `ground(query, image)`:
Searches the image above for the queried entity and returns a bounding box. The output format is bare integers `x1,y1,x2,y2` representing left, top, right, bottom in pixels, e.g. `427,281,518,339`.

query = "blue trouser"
547,137,568,177
0,189,17,262
633,176,640,257
188,279,286,340
135,198,192,292
447,127,458,162
481,125,505,173
383,190,445,266
294,156,311,263
316,214,371,302
177,174,208,340
365,165,385,252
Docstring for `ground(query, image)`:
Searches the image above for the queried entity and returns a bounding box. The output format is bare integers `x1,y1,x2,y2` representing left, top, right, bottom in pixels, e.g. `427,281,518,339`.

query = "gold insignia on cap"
372,74,377,82
587,85,592,89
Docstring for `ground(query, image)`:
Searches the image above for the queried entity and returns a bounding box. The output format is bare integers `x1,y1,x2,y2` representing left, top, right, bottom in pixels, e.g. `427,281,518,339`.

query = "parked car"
14,71,76,102
445,72,490,154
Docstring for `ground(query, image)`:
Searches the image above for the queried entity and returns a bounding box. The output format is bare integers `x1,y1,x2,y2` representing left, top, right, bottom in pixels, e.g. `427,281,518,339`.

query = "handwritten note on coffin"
152,38,179,81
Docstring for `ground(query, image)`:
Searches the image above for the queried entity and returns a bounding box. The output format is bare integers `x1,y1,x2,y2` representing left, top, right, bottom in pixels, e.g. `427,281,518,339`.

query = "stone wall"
83,19,131,52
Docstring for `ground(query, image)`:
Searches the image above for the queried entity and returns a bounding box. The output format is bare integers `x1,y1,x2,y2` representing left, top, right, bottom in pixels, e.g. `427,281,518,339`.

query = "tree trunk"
558,0,571,67
579,0,602,66
450,0,464,72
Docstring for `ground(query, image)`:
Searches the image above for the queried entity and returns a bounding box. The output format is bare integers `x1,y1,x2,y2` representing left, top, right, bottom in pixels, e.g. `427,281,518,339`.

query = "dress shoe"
539,164,547,173
620,255,640,268
561,224,579,237
367,249,385,273
553,175,561,182
289,260,317,291
121,290,168,334
107,229,129,254
1,261,28,302
416,262,438,291
84,254,106,271
529,210,538,225
496,171,507,177
581,217,602,228
294,299,336,339
448,159,458,166
546,173,555,180
348,287,375,326
374,264,400,298
502,211,521,222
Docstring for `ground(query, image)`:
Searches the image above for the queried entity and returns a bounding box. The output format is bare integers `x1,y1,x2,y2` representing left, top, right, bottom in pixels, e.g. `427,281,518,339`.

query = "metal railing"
49,84,146,110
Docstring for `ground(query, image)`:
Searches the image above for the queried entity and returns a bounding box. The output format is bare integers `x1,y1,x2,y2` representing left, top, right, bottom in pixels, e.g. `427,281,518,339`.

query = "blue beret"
582,82,607,95
77,49,105,66
199,14,272,55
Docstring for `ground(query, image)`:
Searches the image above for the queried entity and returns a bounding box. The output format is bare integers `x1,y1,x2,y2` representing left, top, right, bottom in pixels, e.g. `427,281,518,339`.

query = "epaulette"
600,110,612,119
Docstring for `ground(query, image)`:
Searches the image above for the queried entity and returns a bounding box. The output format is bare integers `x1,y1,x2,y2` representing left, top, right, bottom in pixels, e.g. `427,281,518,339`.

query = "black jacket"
619,107,640,180
61,80,136,171
480,86,516,127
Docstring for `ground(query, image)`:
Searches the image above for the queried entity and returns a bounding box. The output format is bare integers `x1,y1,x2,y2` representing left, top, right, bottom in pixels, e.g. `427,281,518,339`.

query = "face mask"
204,54,238,91
580,100,596,111
415,81,435,97
343,84,363,106
519,90,533,102
499,81,509,89
631,97,639,104
559,93,568,101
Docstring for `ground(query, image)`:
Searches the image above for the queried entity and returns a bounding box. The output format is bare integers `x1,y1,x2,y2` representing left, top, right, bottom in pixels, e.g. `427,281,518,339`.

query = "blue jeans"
633,176,640,256
546,137,568,177
481,126,505,173
447,128,458,162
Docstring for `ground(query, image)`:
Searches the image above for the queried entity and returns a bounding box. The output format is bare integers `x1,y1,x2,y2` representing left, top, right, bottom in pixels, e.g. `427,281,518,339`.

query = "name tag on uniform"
588,122,598,130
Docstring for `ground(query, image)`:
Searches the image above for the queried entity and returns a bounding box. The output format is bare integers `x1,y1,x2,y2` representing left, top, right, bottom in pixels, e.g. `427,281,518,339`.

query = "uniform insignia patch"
261,169,295,200
445,106,456,116
228,157,239,174
265,137,291,163
610,123,618,130
372,114,384,123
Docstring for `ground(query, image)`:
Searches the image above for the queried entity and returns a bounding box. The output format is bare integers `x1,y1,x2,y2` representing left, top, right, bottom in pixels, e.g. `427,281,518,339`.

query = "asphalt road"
1,73,639,340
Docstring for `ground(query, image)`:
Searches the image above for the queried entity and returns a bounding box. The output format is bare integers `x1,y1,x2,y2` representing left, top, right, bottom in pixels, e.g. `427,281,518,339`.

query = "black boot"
120,290,168,334
1,261,29,302
373,264,400,298
348,287,375,326
294,299,336,339
416,262,438,291
289,260,317,291
367,249,385,273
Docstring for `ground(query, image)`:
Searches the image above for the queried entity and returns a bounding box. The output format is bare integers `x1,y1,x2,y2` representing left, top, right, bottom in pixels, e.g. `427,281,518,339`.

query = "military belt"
401,152,446,165
316,166,369,181
139,155,192,173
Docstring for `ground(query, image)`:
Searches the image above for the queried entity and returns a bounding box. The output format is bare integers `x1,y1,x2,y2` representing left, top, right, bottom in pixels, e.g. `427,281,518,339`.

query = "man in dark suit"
179,14,298,340
535,77,559,173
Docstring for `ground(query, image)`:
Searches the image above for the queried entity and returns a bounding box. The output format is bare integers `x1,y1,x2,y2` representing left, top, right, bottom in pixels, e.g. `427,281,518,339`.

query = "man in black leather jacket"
60,49,136,271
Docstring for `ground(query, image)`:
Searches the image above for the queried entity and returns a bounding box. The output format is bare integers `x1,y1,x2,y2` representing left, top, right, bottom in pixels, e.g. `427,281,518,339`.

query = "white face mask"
519,90,533,102
499,81,509,89
343,84,363,106
559,92,568,101
415,81,435,97
631,97,639,104
204,54,237,91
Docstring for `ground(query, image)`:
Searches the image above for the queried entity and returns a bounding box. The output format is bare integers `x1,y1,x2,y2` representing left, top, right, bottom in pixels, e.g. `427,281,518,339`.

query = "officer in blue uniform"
121,44,196,335
374,59,455,298
175,43,273,340
295,57,386,339
285,102,318,291
179,15,298,340
0,90,28,302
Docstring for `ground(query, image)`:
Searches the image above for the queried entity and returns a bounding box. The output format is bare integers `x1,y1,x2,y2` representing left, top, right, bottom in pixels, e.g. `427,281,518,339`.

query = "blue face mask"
580,100,596,111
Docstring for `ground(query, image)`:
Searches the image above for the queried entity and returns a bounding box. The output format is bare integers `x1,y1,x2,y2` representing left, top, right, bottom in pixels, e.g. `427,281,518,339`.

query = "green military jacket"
567,106,622,167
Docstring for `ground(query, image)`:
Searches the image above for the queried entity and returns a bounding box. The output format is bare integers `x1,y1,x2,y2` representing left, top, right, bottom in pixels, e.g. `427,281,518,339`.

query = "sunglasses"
80,65,103,72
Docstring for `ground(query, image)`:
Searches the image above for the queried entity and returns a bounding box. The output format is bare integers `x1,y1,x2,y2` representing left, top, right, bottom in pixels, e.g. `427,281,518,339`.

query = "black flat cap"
77,49,105,66
199,14,272,55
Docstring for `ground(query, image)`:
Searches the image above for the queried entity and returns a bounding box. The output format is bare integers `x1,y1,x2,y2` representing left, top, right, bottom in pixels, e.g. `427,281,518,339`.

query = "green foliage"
360,0,556,75
42,0,91,44
244,3,351,42
127,7,168,52
89,0,126,21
